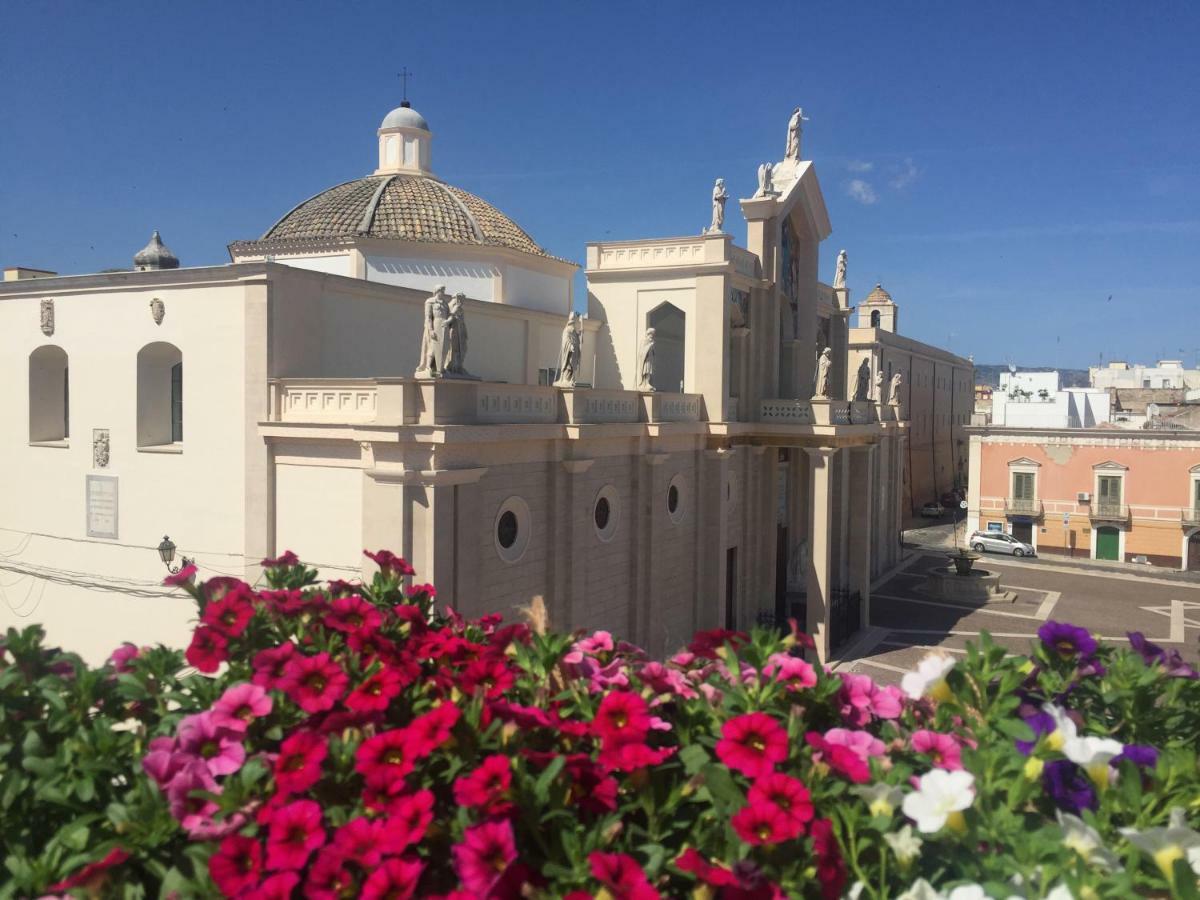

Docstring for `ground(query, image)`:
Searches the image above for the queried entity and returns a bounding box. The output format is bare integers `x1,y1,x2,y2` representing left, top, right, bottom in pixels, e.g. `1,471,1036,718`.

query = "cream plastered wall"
0,271,263,662
365,253,499,301
273,462,363,575
589,277,697,394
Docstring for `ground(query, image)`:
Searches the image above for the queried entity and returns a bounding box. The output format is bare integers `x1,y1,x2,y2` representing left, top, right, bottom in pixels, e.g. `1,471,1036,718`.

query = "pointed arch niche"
646,301,685,393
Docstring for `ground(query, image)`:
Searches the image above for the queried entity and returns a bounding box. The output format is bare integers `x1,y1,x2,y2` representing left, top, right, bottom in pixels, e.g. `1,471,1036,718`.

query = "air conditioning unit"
1076,492,1091,503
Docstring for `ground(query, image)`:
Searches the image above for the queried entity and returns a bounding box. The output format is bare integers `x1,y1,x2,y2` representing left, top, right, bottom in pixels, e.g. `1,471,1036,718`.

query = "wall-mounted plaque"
86,475,119,539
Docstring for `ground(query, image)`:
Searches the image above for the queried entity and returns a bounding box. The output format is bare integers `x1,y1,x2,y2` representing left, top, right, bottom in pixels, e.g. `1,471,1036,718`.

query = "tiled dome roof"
864,283,893,303
250,174,550,258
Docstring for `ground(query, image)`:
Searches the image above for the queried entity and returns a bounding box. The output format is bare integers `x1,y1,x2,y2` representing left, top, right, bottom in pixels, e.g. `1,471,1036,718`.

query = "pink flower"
246,872,300,899
177,712,245,777
563,631,614,665
589,851,660,899
638,661,699,699
211,682,272,733
323,594,383,635
332,817,385,868
163,563,198,587
454,754,513,815
749,772,814,834
261,550,300,568
185,626,228,674
167,762,221,831
345,666,409,714
716,712,788,779
364,549,415,576
910,729,963,770
265,799,326,871
274,729,327,795
732,798,795,845
763,653,817,691
453,820,517,894
838,673,903,725
252,641,296,689
805,732,871,784
47,848,130,892
201,587,256,638
142,736,187,788
208,835,262,896
821,728,886,763
361,857,424,899
593,691,651,747
279,652,348,713
107,642,142,673
379,789,435,854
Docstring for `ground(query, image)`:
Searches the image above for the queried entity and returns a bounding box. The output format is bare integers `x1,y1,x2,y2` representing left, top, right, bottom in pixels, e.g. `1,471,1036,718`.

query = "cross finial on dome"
397,67,412,105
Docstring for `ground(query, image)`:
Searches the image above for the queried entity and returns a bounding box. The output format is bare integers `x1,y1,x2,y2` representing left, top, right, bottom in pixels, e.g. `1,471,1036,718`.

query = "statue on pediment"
416,285,451,377
812,347,833,399
785,107,808,161
833,249,847,290
555,312,582,387
637,327,656,392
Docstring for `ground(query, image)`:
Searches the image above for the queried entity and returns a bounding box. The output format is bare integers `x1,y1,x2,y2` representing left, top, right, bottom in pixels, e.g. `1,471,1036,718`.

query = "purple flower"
1127,632,1198,679
1016,708,1056,755
177,712,245,777
142,736,187,788
1038,621,1098,661
1042,760,1097,814
1114,744,1159,770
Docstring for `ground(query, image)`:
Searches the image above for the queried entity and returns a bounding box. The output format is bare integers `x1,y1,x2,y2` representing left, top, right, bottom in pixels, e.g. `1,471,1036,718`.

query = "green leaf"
679,743,708,776
993,717,1035,743
700,763,743,814
533,755,566,805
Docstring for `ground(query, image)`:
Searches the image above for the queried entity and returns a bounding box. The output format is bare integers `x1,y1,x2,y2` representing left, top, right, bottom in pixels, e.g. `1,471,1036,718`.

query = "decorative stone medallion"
93,429,110,469
40,298,54,336
150,297,165,325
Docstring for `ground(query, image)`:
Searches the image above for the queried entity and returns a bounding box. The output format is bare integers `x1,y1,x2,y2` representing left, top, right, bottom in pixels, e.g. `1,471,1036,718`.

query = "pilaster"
804,447,838,664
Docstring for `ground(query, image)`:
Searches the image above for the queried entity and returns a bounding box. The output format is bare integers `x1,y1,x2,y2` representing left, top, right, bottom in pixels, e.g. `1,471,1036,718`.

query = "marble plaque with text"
86,475,119,539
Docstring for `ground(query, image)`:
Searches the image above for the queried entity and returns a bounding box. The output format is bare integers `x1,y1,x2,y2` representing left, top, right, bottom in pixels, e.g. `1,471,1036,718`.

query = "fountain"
923,546,1016,604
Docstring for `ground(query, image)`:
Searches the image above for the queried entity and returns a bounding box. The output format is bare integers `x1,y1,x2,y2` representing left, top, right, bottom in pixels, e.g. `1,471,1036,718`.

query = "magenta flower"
453,820,517,894
716,712,788,779
211,682,272,733
163,563,197,587
638,661,699,699
838,673,902,725
166,761,221,832
252,641,297,689
764,652,818,691
278,651,348,713
142,736,187,789
107,642,143,673
822,728,887,762
911,729,964,770
265,799,326,871
177,712,245,777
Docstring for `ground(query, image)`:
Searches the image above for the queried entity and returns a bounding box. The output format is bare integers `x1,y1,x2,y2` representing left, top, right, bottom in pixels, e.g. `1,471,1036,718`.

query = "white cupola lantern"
375,102,432,176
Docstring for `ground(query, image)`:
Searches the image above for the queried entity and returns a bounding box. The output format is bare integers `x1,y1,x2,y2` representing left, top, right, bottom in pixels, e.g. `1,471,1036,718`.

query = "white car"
969,531,1036,557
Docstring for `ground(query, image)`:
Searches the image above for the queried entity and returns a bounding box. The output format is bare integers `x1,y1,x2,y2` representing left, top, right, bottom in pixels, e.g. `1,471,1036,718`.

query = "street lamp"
157,535,194,574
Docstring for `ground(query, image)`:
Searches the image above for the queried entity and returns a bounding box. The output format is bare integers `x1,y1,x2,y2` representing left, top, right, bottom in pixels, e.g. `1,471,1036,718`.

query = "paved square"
834,552,1200,685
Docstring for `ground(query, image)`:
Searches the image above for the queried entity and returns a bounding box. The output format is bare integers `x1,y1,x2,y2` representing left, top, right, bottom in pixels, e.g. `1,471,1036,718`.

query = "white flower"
1056,810,1121,870
1121,808,1200,882
885,824,924,865
901,653,956,702
947,886,988,900
1041,702,1078,751
896,879,945,900
852,782,905,818
902,769,975,833
1044,885,1075,900
1062,735,1124,788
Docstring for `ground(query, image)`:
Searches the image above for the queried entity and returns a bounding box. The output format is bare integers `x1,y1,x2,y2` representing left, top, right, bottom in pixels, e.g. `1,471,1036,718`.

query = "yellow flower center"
1153,845,1184,882
945,811,967,834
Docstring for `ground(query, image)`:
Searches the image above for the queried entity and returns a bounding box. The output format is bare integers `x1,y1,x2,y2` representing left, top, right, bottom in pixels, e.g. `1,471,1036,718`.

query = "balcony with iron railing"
1182,507,1200,527
1004,497,1043,518
1088,502,1129,523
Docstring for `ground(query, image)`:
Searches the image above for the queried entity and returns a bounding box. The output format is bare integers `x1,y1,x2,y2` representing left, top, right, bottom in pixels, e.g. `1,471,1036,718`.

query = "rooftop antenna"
398,67,413,107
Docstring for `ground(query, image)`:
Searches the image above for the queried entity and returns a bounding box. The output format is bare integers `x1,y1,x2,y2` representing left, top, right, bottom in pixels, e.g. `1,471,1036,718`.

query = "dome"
380,103,429,131
864,283,893,304
245,174,552,258
133,231,180,270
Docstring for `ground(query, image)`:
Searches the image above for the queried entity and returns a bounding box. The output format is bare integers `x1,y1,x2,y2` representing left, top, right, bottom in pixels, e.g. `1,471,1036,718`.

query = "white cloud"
890,158,920,190
846,179,878,205
846,159,874,173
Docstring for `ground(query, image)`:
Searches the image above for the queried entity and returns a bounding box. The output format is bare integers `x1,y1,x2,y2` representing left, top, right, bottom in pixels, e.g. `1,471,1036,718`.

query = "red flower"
810,818,847,900
245,872,300,899
48,848,130,891
208,835,262,896
406,582,437,599
805,732,871,784
598,740,677,773
186,626,229,674
453,819,517,895
261,550,300,568
274,734,326,796
163,563,198,587
364,549,415,576
260,589,310,616
731,799,794,845
406,702,460,757
592,691,651,747
252,641,296,689
361,857,424,900
453,754,513,815
279,652,348,713
346,667,409,714
674,848,737,887
265,799,326,871
333,816,385,868
458,655,516,698
716,713,788,779
687,628,748,659
323,594,383,635
588,852,660,900
202,588,256,637
306,846,357,898
356,729,416,792
748,772,813,834
379,789,435,853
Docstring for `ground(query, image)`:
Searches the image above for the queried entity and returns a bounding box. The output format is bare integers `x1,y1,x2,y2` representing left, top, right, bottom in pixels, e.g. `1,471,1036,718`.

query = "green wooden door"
1096,526,1120,561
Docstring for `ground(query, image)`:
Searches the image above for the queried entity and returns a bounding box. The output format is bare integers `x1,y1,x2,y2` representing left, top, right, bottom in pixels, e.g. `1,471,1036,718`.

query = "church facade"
0,103,908,663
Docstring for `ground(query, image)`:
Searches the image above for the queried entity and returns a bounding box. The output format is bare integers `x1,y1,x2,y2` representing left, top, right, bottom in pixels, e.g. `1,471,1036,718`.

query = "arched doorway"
1095,526,1120,561
1186,530,1200,571
646,302,685,393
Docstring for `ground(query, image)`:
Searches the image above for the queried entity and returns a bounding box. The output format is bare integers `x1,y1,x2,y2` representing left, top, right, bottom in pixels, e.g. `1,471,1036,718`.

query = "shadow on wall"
588,292,622,390
648,302,685,394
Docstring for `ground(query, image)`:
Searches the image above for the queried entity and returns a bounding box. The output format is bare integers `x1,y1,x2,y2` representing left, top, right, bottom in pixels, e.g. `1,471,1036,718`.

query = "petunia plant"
2,551,1198,899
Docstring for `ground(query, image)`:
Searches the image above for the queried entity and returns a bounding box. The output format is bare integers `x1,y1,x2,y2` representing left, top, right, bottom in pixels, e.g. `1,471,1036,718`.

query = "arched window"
29,345,69,442
647,302,686,393
870,309,881,328
137,342,183,447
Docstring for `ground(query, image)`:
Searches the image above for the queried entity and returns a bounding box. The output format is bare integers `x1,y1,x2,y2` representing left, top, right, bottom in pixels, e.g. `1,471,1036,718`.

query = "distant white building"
1090,360,1200,391
991,370,1111,428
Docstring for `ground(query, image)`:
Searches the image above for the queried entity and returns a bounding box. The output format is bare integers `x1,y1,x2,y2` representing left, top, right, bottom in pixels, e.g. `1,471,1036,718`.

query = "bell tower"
375,101,433,176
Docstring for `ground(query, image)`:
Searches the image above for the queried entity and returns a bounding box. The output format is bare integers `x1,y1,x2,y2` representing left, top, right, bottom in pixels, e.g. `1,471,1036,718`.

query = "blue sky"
3,1,1197,368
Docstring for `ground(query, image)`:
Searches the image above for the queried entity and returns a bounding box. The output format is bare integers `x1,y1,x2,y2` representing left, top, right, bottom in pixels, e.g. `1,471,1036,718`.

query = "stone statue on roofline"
637,327,656,392
554,312,582,387
812,347,833,400
889,371,904,405
785,107,808,161
874,368,885,403
833,249,847,290
853,358,871,401
706,178,728,233
416,285,451,377
755,162,774,197
444,292,470,376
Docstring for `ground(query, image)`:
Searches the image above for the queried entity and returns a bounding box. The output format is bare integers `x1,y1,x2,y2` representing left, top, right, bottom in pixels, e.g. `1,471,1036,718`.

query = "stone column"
848,445,876,627
805,447,838,663
895,434,909,558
